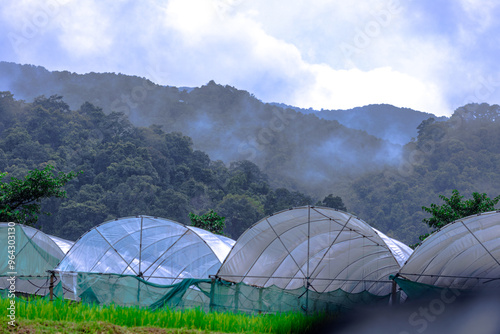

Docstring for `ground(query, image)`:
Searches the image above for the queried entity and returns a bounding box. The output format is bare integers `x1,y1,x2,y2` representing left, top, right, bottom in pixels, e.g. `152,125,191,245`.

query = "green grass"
0,297,327,333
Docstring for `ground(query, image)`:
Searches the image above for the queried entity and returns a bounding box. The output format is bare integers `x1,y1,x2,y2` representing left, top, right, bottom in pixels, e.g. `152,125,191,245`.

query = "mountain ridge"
270,102,447,145
0,61,408,195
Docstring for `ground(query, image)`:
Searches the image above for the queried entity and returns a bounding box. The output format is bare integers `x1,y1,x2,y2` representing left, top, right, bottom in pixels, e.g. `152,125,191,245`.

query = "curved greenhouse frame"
395,211,500,298
217,206,412,296
56,215,235,285
0,223,74,296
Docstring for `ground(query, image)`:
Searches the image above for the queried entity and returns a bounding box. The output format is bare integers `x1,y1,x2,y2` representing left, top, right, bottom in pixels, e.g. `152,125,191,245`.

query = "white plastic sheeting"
217,206,412,296
373,228,413,267
48,235,74,254
56,216,235,285
398,211,500,290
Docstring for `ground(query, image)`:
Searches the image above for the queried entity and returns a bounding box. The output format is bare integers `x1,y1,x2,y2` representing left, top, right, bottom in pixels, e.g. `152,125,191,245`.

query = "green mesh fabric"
0,224,62,277
209,281,390,314
64,272,212,309
1,224,66,296
392,275,448,300
62,272,390,314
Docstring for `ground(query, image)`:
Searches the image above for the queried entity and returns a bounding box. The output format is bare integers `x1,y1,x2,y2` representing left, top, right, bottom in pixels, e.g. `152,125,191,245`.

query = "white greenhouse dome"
56,216,235,285
397,211,500,292
217,206,412,296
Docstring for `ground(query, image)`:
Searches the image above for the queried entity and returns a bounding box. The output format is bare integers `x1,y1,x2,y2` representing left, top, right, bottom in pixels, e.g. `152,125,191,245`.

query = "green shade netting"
62,272,390,314
0,224,63,277
66,272,212,309
209,280,390,314
391,275,478,301
391,275,447,300
0,224,67,296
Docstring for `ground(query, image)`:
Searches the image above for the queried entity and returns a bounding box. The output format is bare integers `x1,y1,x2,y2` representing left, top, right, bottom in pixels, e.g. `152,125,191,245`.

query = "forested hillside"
0,92,316,240
2,62,499,246
0,62,403,195
271,103,446,145
314,104,447,145
346,103,500,244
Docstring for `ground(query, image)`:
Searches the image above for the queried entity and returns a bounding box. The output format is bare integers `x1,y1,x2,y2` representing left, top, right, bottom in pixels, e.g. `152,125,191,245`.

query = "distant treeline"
2,62,500,245
346,103,500,244
0,62,407,196
0,92,341,240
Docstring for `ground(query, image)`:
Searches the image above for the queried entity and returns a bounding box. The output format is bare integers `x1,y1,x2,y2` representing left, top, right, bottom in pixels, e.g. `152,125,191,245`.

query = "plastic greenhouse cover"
398,211,500,290
217,206,410,295
56,216,235,285
373,228,413,267
47,235,74,254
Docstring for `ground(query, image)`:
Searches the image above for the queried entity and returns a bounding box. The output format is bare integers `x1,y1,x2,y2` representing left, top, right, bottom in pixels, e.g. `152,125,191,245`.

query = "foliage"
216,194,265,237
1,62,418,196
1,296,324,334
413,189,500,246
4,63,500,246
0,92,316,240
347,103,500,245
0,165,78,226
316,194,347,211
189,209,226,235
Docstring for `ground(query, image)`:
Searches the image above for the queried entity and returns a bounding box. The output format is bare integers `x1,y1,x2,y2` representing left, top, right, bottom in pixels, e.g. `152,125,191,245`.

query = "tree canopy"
0,165,79,226
0,92,317,239
316,194,347,211
347,103,500,245
422,189,500,230
189,209,226,235
412,189,500,247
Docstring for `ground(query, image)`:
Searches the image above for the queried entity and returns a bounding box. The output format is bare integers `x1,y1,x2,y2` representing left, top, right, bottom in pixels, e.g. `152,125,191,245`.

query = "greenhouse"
394,211,500,299
0,223,74,297
213,206,412,312
55,215,236,306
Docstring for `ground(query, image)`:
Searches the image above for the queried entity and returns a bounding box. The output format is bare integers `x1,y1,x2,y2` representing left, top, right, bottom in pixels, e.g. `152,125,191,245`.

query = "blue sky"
1,0,499,116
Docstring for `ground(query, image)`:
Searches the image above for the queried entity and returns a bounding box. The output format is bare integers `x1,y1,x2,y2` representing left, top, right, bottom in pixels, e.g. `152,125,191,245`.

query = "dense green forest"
272,103,445,145
1,62,500,245
346,103,500,243
0,92,319,240
0,62,405,195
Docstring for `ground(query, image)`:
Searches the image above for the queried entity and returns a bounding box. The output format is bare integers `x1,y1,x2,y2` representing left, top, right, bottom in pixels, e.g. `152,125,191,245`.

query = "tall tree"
189,209,226,235
415,189,500,247
317,194,347,211
0,165,79,226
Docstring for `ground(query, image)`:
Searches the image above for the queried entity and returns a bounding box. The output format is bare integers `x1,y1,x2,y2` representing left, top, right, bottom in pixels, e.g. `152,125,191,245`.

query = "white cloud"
459,0,498,31
294,65,450,115
153,0,452,115
57,1,113,57
1,0,498,116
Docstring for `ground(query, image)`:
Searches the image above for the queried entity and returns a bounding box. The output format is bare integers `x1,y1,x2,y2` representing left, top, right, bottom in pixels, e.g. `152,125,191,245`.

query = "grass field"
1,296,329,333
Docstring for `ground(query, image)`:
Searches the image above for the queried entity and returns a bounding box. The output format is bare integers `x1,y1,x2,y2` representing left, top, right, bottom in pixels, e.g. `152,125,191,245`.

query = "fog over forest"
2,62,500,245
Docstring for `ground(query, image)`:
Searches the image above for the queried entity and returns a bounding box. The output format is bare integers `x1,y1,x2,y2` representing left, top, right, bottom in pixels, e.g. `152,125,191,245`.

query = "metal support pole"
49,271,55,301
391,280,398,306
234,283,240,313
209,278,216,312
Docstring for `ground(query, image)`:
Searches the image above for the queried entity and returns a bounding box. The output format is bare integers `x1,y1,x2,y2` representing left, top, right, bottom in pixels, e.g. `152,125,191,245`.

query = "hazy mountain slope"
0,62,403,194
0,93,316,240
272,103,447,145
345,103,500,244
